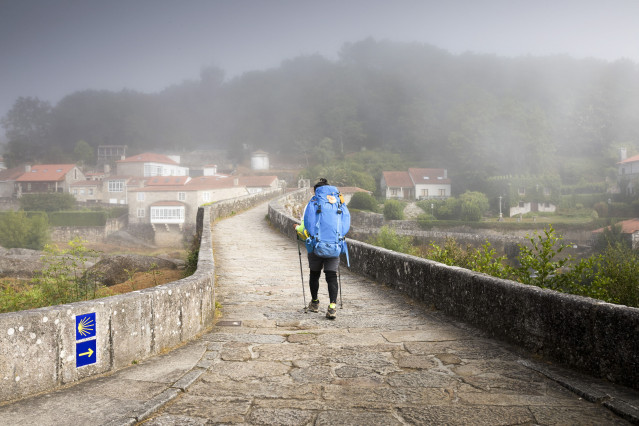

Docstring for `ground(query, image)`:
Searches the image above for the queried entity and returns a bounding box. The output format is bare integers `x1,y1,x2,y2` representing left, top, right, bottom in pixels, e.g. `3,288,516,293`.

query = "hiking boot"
326,303,337,320
308,299,320,313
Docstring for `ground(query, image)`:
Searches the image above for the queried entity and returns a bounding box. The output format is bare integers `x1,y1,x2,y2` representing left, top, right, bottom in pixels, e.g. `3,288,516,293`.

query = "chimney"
104,164,111,174
25,164,31,173
233,177,239,186
620,147,627,162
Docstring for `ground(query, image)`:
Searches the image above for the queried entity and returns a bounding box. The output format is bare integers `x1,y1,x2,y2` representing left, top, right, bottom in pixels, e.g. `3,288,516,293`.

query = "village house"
116,152,189,177
127,175,279,228
339,186,373,204
0,167,25,198
15,164,86,196
593,218,639,250
618,148,639,196
381,168,451,200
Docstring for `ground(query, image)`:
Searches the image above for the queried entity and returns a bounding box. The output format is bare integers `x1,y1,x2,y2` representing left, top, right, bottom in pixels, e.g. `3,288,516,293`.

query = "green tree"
459,190,489,221
73,140,95,166
0,211,49,249
348,192,378,212
1,97,53,166
383,199,404,220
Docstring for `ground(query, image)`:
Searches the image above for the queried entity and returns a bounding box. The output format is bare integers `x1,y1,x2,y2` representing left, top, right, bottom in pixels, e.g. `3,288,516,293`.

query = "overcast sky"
1,0,639,139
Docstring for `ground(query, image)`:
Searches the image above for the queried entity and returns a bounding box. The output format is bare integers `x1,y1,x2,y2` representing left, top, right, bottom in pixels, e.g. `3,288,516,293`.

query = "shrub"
367,226,416,255
48,211,108,226
460,203,482,222
348,192,379,212
383,199,404,220
20,193,76,212
0,211,49,249
0,238,109,313
514,225,570,290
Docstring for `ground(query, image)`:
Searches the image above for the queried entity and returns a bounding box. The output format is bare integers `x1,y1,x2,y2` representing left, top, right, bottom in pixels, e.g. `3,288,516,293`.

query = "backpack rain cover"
303,185,351,259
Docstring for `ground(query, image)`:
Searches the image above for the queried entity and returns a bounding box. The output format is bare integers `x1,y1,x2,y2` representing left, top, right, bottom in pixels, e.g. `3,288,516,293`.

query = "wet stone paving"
144,203,629,425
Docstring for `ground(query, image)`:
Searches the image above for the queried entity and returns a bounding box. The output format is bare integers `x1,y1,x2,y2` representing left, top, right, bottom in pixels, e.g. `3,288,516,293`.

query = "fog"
2,0,639,130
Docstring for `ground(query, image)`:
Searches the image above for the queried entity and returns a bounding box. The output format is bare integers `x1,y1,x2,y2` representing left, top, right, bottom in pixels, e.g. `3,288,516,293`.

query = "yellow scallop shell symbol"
327,195,336,204
78,316,94,337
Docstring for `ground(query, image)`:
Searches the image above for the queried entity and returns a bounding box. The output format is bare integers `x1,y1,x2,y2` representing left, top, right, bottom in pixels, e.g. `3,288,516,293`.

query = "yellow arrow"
79,348,94,357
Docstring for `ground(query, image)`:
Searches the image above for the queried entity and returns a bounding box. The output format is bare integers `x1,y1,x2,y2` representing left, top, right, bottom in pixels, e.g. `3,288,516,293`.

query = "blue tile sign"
76,339,97,367
75,313,96,340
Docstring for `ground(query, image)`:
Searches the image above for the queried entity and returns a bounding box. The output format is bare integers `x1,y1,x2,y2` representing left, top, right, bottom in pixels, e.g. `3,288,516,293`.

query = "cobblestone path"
144,203,627,425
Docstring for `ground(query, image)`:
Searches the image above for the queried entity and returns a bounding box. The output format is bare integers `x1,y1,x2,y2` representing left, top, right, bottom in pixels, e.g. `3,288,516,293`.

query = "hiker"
295,178,350,319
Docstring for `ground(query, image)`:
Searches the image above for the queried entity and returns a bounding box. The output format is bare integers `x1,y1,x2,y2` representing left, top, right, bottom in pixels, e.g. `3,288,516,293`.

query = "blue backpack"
303,185,350,264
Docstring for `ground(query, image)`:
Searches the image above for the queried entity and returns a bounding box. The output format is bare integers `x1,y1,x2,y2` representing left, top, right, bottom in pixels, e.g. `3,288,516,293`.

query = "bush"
20,193,76,212
48,211,108,226
367,226,416,255
383,199,404,220
348,192,378,212
0,211,49,249
460,203,482,222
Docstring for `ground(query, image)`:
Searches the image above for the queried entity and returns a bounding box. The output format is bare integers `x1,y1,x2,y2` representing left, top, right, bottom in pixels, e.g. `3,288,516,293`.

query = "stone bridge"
0,193,638,425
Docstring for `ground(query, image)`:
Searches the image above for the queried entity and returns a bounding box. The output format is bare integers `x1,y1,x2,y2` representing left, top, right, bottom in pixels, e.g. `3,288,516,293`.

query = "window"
88,188,94,196
391,189,398,196
137,192,145,201
519,201,525,207
150,206,185,222
108,180,124,192
439,189,446,196
203,192,210,202
73,189,78,195
79,189,85,195
421,189,428,197
518,187,526,196
137,208,145,218
178,192,186,201
543,187,551,196
144,164,163,177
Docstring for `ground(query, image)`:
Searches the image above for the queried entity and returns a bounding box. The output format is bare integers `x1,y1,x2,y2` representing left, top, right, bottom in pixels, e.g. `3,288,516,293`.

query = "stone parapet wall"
209,188,284,222
268,192,639,391
0,206,215,403
0,188,285,403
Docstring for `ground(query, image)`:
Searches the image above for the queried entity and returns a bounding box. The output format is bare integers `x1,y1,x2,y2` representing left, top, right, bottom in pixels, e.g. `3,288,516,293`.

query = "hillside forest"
2,38,639,195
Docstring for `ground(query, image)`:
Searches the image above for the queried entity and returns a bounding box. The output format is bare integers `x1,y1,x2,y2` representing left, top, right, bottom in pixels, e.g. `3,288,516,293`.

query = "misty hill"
3,38,639,189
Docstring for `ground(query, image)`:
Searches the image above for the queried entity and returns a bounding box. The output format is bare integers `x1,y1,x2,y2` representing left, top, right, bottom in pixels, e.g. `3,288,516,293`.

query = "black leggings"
309,270,338,304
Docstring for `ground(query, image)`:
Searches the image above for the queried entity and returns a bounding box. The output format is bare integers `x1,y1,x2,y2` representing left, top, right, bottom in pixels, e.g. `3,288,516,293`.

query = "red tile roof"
145,176,190,186
382,171,413,187
618,154,639,164
0,166,27,181
15,164,76,182
593,218,639,234
237,175,278,187
117,152,178,165
408,168,451,184
339,186,371,194
129,176,244,192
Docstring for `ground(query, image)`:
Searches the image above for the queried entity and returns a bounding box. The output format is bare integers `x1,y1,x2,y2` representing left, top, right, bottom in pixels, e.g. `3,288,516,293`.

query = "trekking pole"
338,265,343,309
297,237,308,313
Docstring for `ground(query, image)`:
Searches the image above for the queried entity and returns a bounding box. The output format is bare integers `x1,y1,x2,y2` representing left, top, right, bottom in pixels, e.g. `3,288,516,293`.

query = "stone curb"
103,357,211,425
518,359,639,424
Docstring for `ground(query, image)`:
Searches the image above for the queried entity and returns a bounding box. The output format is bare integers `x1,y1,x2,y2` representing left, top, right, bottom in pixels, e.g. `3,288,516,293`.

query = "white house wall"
413,183,451,199
619,160,639,176
128,186,248,225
